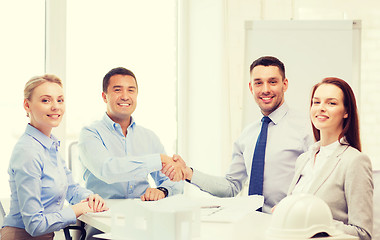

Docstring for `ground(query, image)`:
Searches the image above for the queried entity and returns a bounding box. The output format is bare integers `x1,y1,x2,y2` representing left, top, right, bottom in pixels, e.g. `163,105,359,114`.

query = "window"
66,0,178,154
0,0,45,198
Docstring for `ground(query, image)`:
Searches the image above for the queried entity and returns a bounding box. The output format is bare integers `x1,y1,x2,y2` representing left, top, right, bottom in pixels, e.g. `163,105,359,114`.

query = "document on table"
83,194,264,223
84,210,112,218
199,195,264,223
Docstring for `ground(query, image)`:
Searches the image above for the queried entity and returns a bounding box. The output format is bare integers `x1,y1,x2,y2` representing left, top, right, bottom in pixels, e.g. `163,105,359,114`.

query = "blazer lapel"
288,152,312,194
307,144,349,194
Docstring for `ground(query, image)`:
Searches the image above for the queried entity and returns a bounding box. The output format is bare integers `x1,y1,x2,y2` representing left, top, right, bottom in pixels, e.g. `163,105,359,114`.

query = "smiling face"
310,83,348,140
24,82,65,137
102,74,138,125
249,65,288,116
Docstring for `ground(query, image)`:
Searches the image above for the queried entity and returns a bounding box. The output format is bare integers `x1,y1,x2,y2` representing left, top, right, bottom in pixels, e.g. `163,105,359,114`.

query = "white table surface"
78,199,358,240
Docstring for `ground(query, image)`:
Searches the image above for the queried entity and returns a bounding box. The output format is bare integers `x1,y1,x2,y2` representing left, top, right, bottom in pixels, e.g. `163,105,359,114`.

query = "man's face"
102,74,138,123
249,65,288,116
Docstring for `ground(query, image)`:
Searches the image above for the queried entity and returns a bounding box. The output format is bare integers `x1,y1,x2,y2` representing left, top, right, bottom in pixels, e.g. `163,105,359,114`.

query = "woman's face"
310,83,348,138
24,82,65,136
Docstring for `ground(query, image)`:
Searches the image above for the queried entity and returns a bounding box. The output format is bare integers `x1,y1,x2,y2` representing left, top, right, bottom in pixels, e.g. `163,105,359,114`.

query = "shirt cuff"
185,167,193,183
147,154,163,172
61,206,77,226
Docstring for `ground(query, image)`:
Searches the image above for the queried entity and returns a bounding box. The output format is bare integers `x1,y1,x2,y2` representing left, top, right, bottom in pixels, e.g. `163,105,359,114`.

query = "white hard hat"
266,193,341,240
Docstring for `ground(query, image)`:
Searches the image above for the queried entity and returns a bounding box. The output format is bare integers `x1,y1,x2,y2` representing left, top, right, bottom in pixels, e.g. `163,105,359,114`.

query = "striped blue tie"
249,116,271,196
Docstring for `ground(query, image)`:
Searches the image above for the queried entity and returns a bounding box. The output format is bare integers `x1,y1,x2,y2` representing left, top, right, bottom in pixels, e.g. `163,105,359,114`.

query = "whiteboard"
243,20,361,127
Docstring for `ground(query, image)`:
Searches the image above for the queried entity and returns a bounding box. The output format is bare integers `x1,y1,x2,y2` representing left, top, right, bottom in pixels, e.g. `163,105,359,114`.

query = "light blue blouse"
78,114,183,199
3,124,92,237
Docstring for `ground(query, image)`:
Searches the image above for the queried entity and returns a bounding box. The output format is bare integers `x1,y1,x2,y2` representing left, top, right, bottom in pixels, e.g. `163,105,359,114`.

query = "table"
78,199,358,240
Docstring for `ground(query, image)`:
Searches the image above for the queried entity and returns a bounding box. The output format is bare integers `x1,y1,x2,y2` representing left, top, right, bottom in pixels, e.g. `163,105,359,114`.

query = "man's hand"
161,154,193,181
173,154,193,181
140,187,165,201
160,154,184,181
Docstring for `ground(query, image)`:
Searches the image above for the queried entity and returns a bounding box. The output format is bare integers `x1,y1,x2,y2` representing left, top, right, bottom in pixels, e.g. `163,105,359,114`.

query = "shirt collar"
319,140,341,158
310,138,349,156
103,113,136,132
265,102,289,125
25,124,60,150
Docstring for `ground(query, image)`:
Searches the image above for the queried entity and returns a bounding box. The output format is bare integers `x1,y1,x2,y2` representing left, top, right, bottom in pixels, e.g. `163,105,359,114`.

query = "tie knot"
262,116,271,124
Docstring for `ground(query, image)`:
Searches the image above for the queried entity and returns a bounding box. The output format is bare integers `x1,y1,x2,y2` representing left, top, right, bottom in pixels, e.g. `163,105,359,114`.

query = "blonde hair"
24,74,63,117
24,74,62,100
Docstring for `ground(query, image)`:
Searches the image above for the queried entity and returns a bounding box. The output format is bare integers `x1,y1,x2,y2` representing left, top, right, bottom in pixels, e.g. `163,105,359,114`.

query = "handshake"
160,154,193,182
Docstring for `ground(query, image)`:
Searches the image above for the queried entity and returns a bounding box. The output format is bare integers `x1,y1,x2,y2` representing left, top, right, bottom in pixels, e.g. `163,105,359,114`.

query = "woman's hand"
82,194,109,213
71,201,93,218
71,194,108,217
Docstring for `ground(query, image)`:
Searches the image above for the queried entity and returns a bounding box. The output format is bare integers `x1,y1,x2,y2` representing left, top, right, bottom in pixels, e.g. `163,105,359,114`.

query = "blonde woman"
1,75,108,240
288,77,373,240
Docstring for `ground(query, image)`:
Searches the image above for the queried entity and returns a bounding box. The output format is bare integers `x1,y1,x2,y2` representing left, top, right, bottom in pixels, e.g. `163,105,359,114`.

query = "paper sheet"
84,195,263,223
198,195,264,223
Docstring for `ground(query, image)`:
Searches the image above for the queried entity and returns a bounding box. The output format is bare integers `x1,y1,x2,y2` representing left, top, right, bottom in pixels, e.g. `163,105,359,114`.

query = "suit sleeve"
334,153,373,240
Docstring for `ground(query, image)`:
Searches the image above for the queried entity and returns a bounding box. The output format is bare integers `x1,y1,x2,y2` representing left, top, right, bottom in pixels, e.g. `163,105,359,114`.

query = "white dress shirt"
292,140,340,194
191,102,314,213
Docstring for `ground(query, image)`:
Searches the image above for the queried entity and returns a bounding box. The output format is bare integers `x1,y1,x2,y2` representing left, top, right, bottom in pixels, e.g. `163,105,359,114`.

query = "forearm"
24,207,76,237
66,184,93,204
190,169,241,197
80,148,162,184
333,220,371,240
64,161,93,204
79,132,163,184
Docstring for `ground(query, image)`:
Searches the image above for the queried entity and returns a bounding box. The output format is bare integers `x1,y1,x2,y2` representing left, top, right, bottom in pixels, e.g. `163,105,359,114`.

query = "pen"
201,205,221,209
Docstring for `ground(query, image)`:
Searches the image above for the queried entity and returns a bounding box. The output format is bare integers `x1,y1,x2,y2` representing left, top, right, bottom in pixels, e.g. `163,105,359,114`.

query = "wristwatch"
185,167,193,183
156,187,168,197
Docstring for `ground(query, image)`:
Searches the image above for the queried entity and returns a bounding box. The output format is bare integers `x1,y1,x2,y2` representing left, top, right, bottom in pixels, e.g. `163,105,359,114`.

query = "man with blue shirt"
163,56,313,213
78,67,183,238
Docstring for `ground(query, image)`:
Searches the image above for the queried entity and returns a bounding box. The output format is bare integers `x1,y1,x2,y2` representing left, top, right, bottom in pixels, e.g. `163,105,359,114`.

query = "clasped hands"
160,154,192,182
71,194,109,217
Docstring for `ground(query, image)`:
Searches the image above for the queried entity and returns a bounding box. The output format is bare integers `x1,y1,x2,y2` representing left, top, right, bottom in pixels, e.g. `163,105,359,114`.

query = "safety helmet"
266,193,341,239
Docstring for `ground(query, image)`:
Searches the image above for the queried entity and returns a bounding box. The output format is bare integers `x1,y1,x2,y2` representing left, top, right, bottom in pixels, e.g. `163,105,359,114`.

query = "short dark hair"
310,77,361,151
250,56,286,80
103,67,137,93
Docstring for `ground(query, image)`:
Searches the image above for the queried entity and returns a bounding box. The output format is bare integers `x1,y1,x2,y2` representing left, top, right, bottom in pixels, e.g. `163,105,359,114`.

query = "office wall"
180,0,380,191
177,1,380,198
223,0,380,169
242,20,360,127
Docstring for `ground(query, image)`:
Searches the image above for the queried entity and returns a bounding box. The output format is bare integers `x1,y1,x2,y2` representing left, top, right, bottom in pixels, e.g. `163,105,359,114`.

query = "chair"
63,221,86,240
373,170,380,240
0,200,6,237
0,200,5,225
63,141,87,240
68,141,86,186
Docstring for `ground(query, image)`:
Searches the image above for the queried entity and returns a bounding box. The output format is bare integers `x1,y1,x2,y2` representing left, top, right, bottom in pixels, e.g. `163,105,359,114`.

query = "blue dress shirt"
78,114,183,199
191,103,314,213
3,124,92,237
